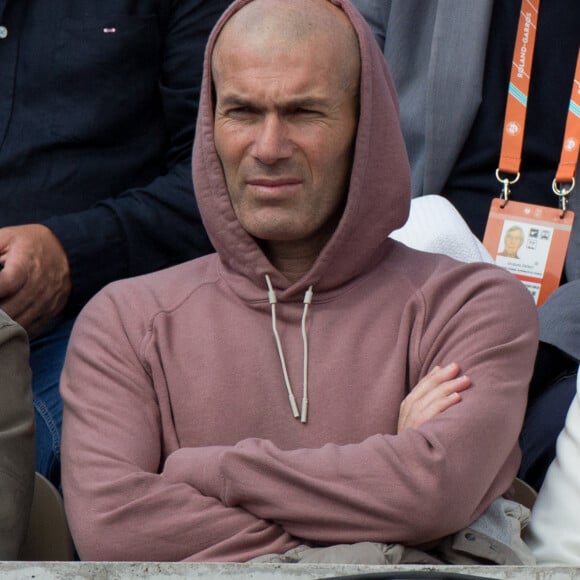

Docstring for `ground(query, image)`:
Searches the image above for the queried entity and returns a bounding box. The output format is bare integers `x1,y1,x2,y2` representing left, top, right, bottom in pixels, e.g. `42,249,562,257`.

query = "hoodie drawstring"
265,274,313,423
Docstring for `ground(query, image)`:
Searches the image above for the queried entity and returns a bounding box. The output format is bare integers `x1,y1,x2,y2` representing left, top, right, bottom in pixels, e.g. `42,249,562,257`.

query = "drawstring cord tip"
300,399,308,424
289,394,300,419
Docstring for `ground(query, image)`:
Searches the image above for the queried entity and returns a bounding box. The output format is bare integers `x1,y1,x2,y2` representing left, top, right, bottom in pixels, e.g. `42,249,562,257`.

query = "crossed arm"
62,291,479,562
161,365,473,546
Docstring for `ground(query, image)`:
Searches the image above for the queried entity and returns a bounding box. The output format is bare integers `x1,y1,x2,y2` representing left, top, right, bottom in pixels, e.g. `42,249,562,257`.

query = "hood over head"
193,0,410,301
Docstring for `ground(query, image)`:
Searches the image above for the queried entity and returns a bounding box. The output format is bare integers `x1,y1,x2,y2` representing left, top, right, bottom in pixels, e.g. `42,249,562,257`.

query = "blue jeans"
29,317,76,489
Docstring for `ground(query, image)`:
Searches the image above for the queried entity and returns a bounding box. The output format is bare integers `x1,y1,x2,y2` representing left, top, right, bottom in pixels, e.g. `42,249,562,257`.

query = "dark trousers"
518,343,578,491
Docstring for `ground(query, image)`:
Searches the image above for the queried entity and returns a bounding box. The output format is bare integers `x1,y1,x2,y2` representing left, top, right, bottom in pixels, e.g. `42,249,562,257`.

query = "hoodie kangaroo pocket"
49,15,160,144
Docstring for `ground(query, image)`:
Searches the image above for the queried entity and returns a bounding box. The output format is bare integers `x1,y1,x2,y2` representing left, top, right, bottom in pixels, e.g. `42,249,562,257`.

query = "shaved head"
213,0,360,98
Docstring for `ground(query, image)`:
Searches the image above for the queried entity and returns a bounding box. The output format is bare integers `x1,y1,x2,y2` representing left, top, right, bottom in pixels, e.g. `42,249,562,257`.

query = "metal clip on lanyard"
553,178,575,216
552,49,580,216
496,0,580,218
496,168,520,207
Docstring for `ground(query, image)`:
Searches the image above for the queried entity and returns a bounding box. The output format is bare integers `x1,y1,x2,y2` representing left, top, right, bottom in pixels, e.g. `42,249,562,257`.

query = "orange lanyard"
553,49,580,211
496,0,580,214
496,0,540,185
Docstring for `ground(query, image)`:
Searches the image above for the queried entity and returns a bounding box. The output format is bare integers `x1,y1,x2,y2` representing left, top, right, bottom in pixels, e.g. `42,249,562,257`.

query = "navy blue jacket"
0,0,226,313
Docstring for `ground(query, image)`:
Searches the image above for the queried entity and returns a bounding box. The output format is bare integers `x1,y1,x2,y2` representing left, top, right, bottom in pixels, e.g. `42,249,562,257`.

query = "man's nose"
252,114,292,165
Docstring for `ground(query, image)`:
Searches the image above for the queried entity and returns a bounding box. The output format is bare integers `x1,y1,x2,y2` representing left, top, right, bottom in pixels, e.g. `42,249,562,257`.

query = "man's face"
504,229,524,256
212,32,358,254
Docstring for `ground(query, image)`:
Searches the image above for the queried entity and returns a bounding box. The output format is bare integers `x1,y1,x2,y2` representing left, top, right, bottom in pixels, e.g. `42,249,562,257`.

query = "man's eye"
225,107,256,119
293,108,319,117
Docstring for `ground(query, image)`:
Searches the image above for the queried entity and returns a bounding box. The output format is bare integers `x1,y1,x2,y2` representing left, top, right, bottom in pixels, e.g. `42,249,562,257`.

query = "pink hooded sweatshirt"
61,0,539,563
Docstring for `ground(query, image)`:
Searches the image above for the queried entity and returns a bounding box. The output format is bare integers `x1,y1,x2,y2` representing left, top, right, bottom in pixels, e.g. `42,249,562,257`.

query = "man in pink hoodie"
61,0,538,563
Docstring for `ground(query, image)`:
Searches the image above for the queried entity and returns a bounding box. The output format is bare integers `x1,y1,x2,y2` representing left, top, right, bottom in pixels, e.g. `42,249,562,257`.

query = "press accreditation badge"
483,198,574,306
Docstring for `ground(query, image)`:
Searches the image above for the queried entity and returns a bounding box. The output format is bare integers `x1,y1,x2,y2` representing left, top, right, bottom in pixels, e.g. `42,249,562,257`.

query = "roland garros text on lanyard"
482,0,579,306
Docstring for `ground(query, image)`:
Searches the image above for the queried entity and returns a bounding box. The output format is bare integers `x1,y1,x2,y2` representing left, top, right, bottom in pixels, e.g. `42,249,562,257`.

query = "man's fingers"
409,373,471,411
0,224,71,334
0,290,35,327
424,390,463,417
0,259,27,299
410,391,463,428
436,374,471,397
398,365,471,432
405,363,462,402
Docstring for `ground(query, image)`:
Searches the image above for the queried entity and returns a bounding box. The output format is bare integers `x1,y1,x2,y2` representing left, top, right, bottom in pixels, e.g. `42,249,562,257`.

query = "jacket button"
0,26,8,39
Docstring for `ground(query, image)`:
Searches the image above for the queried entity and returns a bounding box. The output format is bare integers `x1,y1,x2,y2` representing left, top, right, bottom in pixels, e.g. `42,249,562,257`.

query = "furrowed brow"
218,95,253,108
281,97,329,111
